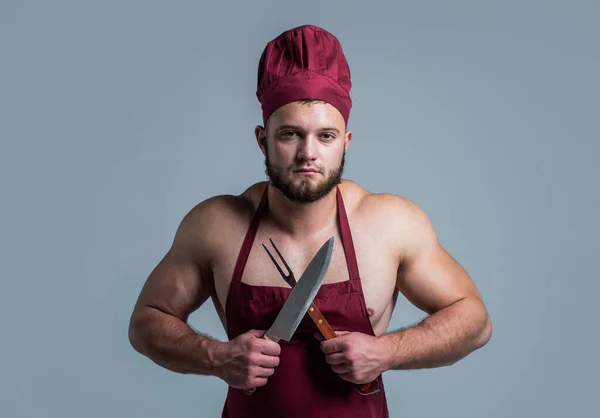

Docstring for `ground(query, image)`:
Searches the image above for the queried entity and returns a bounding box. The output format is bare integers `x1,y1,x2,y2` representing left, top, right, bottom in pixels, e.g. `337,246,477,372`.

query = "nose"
297,135,318,162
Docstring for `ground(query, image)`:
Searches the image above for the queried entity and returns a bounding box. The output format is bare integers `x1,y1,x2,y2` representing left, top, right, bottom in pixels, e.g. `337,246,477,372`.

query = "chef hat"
256,24,352,127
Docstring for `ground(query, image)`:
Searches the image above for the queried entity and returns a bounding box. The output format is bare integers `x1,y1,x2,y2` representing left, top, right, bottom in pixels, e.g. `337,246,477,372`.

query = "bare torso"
206,180,402,336
129,173,491,389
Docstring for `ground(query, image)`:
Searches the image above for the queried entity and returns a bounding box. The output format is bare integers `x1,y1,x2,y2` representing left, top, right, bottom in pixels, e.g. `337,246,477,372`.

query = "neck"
266,184,338,238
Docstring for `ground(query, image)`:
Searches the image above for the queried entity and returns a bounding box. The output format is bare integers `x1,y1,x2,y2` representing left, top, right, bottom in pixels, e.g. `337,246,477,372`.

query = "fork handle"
307,302,380,395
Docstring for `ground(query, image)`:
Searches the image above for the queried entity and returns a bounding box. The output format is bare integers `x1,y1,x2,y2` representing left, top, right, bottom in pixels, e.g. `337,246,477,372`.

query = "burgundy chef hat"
256,24,352,127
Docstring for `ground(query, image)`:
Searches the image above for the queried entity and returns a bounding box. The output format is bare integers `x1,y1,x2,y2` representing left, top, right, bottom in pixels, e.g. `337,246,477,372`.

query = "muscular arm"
128,199,220,375
380,197,492,370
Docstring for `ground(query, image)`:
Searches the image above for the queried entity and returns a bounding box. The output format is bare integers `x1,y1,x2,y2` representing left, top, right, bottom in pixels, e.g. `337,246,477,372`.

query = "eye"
321,133,335,140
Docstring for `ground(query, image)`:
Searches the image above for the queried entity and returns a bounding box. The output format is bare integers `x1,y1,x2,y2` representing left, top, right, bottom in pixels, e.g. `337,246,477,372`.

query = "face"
256,101,351,203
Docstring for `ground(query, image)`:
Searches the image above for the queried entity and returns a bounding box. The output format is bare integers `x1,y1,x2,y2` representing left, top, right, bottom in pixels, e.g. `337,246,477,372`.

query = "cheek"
267,149,294,169
272,145,297,163
325,148,344,165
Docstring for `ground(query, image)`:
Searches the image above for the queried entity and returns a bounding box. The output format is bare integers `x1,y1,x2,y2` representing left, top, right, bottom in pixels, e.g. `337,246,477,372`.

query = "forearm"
379,297,491,370
128,306,219,375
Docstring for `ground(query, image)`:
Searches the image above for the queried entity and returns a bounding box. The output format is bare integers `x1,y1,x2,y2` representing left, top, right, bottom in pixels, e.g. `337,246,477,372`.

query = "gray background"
1,1,598,417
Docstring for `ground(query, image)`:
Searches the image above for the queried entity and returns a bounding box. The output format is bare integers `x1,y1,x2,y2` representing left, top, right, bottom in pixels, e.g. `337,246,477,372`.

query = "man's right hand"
211,329,281,390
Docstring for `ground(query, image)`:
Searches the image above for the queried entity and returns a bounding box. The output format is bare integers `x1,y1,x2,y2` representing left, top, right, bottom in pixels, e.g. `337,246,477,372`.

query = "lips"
294,167,320,173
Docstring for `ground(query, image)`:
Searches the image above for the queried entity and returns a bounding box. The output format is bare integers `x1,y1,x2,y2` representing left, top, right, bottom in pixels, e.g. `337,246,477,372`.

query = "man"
128,24,492,417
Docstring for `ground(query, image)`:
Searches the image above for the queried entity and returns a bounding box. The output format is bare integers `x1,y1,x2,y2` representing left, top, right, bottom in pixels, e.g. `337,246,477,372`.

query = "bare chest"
212,223,399,336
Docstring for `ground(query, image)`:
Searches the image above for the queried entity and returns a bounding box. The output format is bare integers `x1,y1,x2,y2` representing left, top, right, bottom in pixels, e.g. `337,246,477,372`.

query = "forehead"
268,101,345,130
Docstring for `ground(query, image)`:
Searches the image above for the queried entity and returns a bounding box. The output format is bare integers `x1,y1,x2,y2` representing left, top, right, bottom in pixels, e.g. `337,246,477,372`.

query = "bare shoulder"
340,180,436,258
340,180,431,232
173,182,268,263
170,184,260,267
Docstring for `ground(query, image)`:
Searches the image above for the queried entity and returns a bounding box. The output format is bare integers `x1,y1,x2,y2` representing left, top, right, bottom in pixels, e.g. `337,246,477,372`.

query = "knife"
262,237,380,396
243,237,334,394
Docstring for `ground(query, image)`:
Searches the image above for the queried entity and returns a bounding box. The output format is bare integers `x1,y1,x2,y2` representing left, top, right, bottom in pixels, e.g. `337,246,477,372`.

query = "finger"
330,364,350,374
255,353,280,368
254,365,276,378
337,373,358,384
256,339,281,356
247,329,268,338
249,375,269,388
313,331,325,341
324,353,346,365
320,339,344,354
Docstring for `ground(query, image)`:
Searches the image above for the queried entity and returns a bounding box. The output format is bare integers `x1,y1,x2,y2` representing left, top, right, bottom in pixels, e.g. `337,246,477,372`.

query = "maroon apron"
222,185,389,417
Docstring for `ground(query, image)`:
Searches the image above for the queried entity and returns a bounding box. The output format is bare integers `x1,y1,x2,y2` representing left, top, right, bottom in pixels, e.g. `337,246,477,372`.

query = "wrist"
206,339,225,378
377,332,403,371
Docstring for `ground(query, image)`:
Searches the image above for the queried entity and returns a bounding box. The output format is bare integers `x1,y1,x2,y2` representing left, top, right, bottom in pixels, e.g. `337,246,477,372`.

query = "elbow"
128,325,140,353
459,297,493,350
128,311,147,354
468,296,492,349
475,311,493,348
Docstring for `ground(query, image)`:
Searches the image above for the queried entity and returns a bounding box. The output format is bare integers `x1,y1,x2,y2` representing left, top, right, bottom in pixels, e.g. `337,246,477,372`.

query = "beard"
264,152,345,203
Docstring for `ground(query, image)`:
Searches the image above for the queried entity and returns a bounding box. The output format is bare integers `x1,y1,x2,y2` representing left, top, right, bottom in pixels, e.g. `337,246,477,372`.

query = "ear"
344,129,352,152
255,125,267,156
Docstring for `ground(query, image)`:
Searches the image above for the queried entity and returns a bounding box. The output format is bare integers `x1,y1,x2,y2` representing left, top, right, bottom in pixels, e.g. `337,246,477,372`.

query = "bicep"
131,209,215,323
395,204,482,315
133,250,212,322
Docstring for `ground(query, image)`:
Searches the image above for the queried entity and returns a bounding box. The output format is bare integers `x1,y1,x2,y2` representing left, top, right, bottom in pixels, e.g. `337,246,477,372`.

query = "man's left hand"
316,331,389,384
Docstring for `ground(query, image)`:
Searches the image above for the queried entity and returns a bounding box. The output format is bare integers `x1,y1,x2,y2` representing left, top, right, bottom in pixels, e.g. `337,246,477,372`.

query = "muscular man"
128,24,492,417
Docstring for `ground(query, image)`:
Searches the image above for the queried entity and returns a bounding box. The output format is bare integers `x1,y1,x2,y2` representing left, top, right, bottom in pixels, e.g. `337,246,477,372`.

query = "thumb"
313,330,351,341
246,329,267,338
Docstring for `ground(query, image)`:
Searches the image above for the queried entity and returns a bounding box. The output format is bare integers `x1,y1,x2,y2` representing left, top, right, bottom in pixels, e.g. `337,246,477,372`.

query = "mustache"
291,164,324,172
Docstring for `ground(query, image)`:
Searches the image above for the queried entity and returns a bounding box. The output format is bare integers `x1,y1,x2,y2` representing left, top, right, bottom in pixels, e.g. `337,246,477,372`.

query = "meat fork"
262,238,381,395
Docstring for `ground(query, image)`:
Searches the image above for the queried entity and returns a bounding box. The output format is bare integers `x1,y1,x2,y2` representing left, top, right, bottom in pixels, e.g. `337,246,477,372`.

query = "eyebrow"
276,124,340,134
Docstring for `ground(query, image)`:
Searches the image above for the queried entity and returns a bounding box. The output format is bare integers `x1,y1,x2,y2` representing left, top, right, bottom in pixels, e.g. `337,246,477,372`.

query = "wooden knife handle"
306,303,380,395
306,302,337,339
